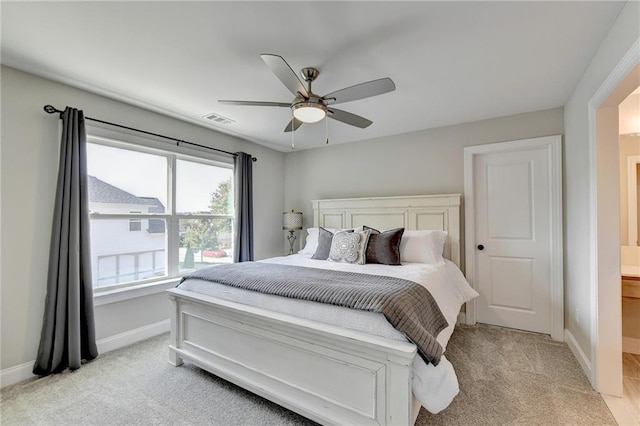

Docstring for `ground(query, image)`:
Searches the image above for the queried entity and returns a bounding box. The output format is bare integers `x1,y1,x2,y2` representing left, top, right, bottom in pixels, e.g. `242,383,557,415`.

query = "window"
129,211,142,231
129,219,142,232
87,136,234,291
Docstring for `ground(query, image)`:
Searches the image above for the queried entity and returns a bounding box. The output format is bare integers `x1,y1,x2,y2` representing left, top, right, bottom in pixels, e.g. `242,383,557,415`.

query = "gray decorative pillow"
329,229,371,265
311,227,353,260
363,226,404,265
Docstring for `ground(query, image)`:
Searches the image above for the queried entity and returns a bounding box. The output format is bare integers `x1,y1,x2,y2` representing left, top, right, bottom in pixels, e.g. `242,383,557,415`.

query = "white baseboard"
96,319,170,353
0,360,37,389
0,319,170,389
622,336,640,355
565,328,592,381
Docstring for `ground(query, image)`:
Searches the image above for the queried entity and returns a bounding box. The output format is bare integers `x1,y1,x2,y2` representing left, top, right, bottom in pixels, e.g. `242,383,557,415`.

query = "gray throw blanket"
179,262,448,365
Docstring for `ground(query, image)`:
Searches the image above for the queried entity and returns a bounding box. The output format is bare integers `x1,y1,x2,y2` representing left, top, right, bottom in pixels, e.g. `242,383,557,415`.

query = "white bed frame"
167,194,462,425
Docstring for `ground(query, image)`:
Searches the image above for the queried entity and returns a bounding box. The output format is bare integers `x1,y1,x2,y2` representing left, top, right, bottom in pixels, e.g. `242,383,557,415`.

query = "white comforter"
180,255,478,413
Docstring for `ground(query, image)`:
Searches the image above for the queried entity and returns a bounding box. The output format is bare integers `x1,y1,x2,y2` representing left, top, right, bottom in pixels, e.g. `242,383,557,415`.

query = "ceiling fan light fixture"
292,101,327,123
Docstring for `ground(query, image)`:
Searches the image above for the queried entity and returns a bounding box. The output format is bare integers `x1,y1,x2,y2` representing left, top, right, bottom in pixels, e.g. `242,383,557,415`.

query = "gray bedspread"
179,262,448,365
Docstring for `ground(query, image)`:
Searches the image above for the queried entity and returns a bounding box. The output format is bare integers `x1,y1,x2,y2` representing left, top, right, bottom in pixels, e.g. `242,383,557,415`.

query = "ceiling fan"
219,54,396,132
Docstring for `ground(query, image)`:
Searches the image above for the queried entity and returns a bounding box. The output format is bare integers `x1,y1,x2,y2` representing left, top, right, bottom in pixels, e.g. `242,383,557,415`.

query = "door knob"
477,244,485,251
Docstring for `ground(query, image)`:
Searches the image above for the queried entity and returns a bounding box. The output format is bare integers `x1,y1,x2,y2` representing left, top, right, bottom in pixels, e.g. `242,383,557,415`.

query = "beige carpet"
418,324,616,425
1,324,616,425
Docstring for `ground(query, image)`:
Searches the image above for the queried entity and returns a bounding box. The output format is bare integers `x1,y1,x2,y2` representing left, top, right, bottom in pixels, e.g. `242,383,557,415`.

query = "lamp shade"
283,210,303,230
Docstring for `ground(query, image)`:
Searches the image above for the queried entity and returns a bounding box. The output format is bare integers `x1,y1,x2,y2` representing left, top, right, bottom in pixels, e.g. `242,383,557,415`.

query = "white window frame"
86,125,235,303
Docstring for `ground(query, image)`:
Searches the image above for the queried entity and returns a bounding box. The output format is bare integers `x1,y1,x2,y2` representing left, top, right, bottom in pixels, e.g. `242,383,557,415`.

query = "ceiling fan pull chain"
291,112,295,150
325,116,329,145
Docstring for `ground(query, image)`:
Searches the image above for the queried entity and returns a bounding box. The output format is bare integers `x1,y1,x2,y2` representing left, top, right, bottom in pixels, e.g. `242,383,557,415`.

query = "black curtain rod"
43,105,257,162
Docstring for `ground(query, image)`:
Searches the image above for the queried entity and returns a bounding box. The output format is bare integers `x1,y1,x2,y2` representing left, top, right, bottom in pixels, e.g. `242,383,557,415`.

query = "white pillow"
298,227,320,255
399,230,447,265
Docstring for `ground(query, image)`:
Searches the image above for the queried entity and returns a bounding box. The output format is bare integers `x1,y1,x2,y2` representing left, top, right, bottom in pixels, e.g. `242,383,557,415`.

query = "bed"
167,194,477,425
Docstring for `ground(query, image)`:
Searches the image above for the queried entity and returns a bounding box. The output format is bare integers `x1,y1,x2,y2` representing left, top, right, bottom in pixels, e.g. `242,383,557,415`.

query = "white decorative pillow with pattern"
329,229,371,265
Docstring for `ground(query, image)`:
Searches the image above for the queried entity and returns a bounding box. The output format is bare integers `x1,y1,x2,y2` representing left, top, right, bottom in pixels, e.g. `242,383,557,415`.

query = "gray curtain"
33,107,98,375
233,152,254,262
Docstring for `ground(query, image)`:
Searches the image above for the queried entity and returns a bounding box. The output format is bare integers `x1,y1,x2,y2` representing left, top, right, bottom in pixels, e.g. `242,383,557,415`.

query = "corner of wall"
565,328,593,383
0,319,169,389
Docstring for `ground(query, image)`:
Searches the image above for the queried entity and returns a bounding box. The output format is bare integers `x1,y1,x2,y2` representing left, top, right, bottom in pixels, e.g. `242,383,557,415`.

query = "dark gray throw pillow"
311,227,353,260
363,226,404,265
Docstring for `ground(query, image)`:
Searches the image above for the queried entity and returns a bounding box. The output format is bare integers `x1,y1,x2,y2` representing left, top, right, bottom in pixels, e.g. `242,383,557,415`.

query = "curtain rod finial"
43,105,62,115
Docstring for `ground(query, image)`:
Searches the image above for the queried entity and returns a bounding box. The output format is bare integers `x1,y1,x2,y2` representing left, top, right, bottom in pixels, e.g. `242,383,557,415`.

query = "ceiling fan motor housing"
300,67,320,83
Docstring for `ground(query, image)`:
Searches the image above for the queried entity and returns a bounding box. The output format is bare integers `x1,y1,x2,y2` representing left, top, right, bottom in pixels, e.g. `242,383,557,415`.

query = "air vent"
203,112,235,125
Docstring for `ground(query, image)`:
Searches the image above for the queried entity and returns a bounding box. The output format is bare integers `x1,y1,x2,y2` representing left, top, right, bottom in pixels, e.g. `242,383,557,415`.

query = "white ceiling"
1,1,626,152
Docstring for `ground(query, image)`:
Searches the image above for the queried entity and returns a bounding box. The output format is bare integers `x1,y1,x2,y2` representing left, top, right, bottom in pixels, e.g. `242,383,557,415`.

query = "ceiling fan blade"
283,117,303,132
327,108,373,128
218,100,291,107
261,54,309,98
322,78,395,105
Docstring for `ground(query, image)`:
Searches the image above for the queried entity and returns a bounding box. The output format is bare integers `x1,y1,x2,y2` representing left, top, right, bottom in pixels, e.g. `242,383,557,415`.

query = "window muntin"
87,137,234,291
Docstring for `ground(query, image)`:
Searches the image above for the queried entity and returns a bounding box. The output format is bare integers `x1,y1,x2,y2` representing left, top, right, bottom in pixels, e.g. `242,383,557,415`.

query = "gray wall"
283,107,564,255
0,66,285,370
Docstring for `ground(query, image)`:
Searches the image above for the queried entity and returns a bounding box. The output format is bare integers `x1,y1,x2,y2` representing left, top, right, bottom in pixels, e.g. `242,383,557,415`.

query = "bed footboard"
168,288,418,426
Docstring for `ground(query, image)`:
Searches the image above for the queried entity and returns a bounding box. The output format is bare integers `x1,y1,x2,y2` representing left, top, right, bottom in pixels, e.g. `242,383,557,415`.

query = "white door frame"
463,135,564,341
588,38,639,396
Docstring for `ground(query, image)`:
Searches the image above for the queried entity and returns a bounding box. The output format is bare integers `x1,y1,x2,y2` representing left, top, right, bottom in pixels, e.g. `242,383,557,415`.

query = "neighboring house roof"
137,196,165,214
88,176,166,233
88,176,165,213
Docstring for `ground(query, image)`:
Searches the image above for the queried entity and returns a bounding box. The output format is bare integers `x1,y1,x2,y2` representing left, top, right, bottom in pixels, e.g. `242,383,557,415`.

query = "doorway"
591,58,640,400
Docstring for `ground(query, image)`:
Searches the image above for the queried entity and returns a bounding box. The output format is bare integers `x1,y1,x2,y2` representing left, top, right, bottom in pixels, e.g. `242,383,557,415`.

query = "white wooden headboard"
312,194,462,269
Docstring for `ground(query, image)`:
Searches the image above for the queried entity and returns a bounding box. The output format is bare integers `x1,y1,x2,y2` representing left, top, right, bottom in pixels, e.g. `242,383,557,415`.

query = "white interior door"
464,136,563,339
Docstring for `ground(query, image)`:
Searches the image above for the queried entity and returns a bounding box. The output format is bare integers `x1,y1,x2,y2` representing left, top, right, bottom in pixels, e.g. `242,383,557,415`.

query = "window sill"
93,278,181,306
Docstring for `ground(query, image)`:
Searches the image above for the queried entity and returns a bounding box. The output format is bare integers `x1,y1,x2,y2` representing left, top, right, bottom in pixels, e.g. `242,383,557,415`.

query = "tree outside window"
181,177,233,267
